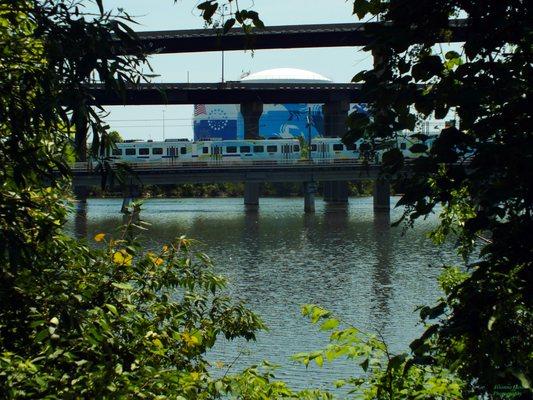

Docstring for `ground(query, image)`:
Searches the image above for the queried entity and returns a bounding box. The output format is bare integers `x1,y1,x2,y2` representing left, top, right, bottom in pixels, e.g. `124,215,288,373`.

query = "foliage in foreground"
293,303,465,400
1,0,531,398
0,226,267,398
0,1,275,398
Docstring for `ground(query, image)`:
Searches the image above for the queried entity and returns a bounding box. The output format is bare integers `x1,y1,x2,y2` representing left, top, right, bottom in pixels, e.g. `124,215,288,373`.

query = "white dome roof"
241,68,332,83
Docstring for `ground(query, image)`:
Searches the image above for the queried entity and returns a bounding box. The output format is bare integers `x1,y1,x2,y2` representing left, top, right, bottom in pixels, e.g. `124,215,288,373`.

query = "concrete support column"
373,179,391,211
244,182,260,210
240,102,264,139
303,182,316,213
322,100,350,205
323,181,349,205
322,100,350,138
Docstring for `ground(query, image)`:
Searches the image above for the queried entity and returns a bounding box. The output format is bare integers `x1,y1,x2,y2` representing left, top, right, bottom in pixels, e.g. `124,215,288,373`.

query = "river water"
68,197,458,393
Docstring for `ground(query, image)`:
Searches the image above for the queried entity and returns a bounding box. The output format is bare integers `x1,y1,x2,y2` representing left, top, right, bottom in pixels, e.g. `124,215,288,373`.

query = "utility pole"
307,107,313,162
162,109,166,141
221,50,225,83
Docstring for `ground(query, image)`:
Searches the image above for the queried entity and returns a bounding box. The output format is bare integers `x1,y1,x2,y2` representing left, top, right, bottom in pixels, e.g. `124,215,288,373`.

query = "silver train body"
108,135,437,164
110,138,361,163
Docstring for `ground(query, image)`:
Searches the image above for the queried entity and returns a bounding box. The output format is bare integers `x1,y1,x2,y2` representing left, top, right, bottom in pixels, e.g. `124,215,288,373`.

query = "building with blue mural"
193,68,367,141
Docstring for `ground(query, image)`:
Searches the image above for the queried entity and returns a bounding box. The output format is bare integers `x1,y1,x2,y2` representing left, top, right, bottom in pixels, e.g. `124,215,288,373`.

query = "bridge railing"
71,158,371,172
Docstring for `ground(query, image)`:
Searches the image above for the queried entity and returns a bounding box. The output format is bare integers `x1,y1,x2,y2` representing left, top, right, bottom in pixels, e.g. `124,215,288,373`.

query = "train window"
253,145,264,153
293,145,300,152
112,148,122,156
180,147,187,154
333,144,344,151
203,147,209,154
311,144,317,151
240,146,251,153
125,148,136,155
226,146,237,153
400,143,407,150
152,147,163,155
267,145,277,153
139,148,149,155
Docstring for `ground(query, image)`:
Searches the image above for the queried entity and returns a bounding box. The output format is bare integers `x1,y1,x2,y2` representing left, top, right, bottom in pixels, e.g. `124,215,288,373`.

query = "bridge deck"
72,160,383,187
89,82,364,105
126,20,469,54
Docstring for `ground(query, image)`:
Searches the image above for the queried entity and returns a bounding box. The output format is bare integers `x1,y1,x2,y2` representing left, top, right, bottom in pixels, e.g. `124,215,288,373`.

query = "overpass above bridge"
89,82,364,105
124,20,469,54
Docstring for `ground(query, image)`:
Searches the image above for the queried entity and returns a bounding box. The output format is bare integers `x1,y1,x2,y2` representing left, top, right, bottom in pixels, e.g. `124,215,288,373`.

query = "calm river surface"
67,197,458,393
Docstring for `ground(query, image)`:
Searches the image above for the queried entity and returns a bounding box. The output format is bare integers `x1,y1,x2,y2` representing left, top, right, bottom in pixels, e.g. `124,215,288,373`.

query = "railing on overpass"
72,159,374,173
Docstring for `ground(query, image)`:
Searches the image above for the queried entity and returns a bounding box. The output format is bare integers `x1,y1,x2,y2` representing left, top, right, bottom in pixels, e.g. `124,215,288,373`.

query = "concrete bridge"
122,20,469,54
72,160,392,213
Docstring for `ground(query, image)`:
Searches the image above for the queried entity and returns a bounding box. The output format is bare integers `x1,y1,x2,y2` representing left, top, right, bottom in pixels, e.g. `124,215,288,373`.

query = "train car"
112,139,194,163
204,139,301,162
310,138,360,161
109,138,302,164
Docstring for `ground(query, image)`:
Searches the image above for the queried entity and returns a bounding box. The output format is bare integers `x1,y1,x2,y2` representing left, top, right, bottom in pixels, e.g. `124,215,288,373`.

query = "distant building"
193,68,368,141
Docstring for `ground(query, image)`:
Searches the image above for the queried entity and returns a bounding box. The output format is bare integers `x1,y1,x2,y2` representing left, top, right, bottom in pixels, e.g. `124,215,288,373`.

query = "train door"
211,144,222,163
316,141,329,161
167,146,178,164
281,143,291,162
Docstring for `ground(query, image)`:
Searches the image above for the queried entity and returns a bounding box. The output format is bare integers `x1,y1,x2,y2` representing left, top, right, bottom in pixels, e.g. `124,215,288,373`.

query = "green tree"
346,1,531,396
0,1,266,398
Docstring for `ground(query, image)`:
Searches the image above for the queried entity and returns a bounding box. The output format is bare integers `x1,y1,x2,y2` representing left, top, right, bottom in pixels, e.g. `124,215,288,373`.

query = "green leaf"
315,355,324,367
105,304,119,316
319,318,340,331
223,18,236,34
351,71,366,83
445,50,461,60
95,0,104,16
34,328,49,343
111,282,133,290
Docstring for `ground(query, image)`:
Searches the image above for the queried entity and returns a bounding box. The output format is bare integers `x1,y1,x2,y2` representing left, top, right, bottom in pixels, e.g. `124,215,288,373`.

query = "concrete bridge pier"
244,182,260,211
323,181,349,205
241,102,264,139
322,100,350,206
373,179,391,211
303,181,316,213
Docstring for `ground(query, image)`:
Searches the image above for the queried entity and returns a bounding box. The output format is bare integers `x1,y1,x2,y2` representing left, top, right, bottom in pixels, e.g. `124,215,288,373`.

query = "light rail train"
109,138,361,163
106,135,438,164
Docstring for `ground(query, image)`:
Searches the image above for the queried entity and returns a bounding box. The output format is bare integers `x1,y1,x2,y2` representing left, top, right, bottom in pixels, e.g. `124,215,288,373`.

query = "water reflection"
65,197,459,392
371,211,393,334
73,200,88,239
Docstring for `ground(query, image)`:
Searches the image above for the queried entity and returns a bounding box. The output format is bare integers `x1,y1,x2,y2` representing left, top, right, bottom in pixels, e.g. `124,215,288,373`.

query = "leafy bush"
0,226,264,398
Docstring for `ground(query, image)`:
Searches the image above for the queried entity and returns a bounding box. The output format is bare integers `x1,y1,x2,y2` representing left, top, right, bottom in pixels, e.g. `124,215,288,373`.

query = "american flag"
194,104,206,116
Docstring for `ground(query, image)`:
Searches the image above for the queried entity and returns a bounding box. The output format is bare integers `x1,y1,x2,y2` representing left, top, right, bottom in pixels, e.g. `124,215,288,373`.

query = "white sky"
98,0,375,140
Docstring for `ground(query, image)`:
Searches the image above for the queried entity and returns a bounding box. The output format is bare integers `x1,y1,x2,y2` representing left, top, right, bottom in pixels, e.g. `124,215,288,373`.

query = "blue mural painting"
193,103,368,141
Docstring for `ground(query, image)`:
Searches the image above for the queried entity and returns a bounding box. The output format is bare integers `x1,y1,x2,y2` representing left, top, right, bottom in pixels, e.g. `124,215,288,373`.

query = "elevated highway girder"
127,20,469,55
89,82,363,106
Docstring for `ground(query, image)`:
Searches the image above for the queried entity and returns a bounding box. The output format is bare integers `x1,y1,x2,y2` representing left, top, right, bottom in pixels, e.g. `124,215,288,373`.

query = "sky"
98,0,375,141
